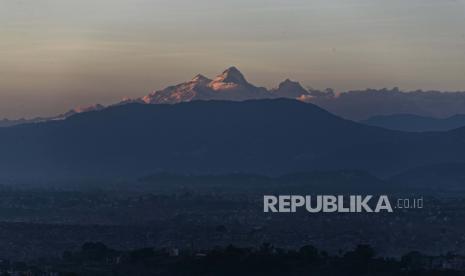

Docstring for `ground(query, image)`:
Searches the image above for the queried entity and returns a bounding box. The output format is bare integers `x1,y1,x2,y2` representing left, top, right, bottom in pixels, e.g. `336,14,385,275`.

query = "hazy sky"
1,0,465,118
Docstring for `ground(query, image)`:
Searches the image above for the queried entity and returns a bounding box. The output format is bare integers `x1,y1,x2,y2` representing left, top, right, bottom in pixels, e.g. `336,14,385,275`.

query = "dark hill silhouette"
361,114,465,132
0,99,464,181
389,163,465,192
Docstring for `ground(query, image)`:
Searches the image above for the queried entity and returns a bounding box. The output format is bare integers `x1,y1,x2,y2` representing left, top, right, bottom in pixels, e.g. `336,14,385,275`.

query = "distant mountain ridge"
0,104,105,127
113,68,465,120
312,88,465,120
361,114,465,132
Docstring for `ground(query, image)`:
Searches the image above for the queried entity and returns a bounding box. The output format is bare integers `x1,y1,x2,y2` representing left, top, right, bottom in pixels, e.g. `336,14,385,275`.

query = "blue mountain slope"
0,99,463,181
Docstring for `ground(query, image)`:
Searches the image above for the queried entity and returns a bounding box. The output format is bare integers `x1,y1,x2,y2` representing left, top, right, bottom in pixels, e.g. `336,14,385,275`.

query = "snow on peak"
191,74,211,84
211,66,249,86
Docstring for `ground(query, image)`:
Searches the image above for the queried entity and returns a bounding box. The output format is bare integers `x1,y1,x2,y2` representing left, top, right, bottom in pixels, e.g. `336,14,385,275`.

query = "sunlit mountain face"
140,67,271,104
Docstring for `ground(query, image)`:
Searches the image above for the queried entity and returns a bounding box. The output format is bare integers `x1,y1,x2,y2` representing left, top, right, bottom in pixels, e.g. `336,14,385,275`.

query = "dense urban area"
0,173,464,275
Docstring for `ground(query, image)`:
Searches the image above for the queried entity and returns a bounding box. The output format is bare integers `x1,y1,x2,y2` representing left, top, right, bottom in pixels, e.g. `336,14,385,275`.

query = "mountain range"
0,67,310,127
2,67,465,127
1,98,465,182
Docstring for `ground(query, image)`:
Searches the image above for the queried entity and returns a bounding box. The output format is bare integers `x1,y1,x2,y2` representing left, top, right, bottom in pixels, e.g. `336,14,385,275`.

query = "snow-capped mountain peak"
210,66,249,87
136,67,306,104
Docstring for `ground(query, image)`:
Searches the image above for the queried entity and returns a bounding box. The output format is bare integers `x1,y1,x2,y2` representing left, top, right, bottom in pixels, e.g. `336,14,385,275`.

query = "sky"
1,0,465,118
